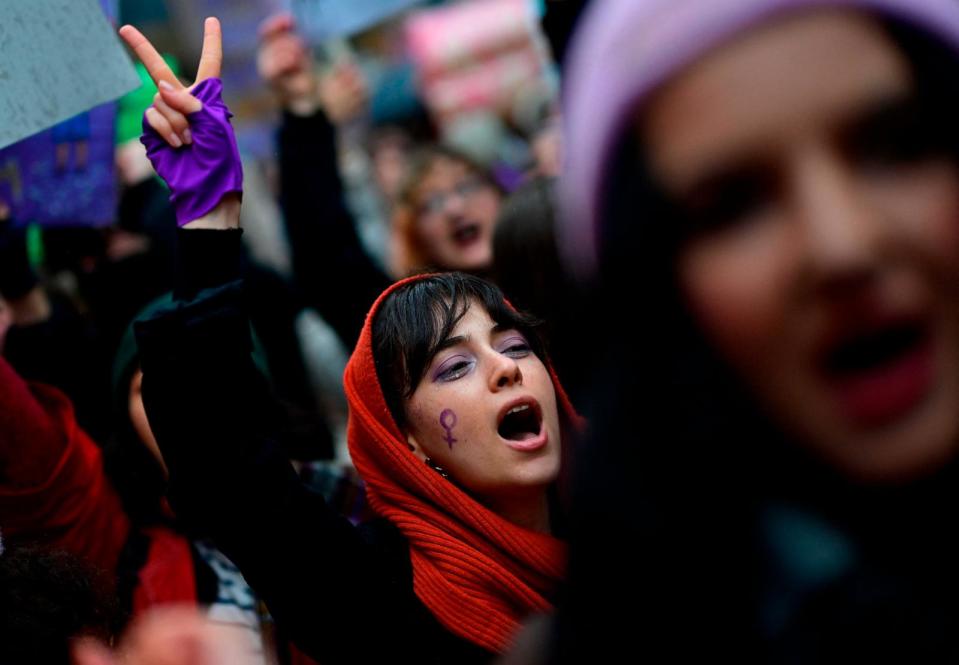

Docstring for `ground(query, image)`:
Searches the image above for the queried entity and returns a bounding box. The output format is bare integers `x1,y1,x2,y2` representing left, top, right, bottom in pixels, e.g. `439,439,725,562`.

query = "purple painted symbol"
440,409,458,449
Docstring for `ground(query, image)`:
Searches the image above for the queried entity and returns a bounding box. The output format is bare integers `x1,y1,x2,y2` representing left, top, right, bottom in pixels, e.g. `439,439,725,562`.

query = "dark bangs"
372,273,545,428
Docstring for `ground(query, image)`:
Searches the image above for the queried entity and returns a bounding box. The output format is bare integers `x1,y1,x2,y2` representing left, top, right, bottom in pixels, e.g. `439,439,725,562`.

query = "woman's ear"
406,431,428,462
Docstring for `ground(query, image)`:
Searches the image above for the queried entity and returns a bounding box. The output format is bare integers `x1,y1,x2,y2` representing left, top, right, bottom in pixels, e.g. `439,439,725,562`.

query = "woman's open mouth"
819,317,935,427
497,399,547,451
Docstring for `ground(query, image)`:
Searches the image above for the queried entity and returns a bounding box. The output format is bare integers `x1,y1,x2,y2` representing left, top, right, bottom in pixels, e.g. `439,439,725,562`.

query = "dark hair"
493,176,563,315
372,273,545,427
0,545,121,665
493,177,591,400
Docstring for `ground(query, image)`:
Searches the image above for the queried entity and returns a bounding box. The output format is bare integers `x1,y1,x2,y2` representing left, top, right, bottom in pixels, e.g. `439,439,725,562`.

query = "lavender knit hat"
559,0,959,278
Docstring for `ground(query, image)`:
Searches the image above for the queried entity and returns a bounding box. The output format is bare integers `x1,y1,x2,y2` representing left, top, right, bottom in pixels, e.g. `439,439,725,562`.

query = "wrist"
280,72,322,116
284,93,322,117
183,193,241,230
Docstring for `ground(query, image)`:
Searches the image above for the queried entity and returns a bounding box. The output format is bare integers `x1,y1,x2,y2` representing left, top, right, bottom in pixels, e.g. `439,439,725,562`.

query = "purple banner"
0,103,118,228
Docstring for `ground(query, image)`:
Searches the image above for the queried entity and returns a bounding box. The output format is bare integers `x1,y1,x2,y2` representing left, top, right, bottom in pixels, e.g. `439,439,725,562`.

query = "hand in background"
72,606,259,665
257,13,321,116
318,60,368,126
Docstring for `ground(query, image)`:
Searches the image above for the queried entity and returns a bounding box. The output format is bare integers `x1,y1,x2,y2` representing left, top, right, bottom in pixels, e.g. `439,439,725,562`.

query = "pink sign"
405,0,551,124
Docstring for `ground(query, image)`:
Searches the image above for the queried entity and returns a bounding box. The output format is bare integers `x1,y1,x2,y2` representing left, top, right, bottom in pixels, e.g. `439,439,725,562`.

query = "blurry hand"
115,140,156,187
531,118,562,178
318,61,368,125
118,18,241,230
257,13,321,116
72,606,259,665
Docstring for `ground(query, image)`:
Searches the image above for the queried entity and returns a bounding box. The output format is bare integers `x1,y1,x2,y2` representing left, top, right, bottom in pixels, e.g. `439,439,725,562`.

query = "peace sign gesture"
117,17,243,228
119,17,223,147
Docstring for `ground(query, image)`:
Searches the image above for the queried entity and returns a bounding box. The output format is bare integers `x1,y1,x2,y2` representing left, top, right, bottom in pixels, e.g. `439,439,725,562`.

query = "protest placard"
405,0,552,126
0,0,136,227
0,0,138,149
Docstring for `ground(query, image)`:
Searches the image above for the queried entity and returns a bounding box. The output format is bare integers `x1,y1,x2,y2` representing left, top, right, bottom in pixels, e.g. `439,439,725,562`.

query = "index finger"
195,17,223,82
118,25,184,90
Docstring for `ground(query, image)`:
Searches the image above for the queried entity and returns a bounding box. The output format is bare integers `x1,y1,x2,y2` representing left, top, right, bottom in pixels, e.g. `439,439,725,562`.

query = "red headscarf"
344,274,581,654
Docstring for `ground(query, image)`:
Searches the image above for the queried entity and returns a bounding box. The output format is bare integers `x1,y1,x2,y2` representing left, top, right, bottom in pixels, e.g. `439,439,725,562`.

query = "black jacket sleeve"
278,110,391,348
134,229,413,663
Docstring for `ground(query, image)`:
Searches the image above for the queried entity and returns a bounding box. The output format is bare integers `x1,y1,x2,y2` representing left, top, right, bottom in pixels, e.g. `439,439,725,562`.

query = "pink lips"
820,322,935,428
497,397,548,452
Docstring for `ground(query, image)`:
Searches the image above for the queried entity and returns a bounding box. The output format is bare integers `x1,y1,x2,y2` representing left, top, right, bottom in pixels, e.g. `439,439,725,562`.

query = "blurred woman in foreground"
557,0,959,660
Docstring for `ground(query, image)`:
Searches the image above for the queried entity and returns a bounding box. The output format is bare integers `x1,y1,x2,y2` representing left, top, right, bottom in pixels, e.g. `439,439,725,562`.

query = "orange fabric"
343,274,581,654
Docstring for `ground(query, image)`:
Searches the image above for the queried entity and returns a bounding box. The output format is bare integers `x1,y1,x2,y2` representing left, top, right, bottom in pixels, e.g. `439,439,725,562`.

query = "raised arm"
120,20,412,662
258,15,391,347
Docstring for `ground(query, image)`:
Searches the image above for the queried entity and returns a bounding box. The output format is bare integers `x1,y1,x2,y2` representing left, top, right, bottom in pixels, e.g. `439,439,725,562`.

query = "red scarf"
344,275,580,654
0,359,130,575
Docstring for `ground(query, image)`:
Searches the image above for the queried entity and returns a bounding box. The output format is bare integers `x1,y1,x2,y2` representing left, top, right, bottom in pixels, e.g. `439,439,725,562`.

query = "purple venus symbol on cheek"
440,409,458,450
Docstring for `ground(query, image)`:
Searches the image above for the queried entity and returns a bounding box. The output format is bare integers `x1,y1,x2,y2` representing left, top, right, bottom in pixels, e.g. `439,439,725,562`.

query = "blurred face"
403,302,561,523
129,369,168,479
411,157,500,271
641,10,959,482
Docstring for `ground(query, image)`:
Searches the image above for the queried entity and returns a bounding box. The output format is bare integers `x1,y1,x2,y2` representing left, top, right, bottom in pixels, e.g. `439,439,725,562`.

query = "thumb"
158,81,203,114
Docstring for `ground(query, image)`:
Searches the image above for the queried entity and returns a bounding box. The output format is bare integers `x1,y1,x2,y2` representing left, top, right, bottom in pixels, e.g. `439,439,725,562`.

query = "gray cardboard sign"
0,0,140,149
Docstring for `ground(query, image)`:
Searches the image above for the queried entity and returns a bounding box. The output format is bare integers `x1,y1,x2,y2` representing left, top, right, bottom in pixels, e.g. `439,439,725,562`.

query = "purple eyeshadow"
432,354,472,381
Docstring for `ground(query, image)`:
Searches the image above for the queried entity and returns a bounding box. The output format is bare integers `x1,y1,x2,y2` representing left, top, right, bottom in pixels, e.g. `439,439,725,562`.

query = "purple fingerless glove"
141,78,244,227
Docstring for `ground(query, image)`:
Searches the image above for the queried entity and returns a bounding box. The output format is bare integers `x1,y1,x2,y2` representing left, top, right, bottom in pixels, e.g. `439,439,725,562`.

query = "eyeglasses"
418,176,486,218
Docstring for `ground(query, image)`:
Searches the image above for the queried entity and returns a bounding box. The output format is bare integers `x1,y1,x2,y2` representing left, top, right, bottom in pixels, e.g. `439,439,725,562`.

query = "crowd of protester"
6,0,959,662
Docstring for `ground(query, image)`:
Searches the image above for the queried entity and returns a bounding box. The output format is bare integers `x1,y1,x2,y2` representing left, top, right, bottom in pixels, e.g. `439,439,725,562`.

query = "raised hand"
318,61,368,126
256,13,321,115
118,18,242,229
256,13,367,123
119,18,222,147
72,606,260,665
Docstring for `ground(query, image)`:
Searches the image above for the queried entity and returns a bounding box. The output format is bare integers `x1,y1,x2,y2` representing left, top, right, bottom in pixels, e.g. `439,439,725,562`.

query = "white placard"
0,0,140,149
